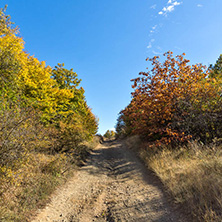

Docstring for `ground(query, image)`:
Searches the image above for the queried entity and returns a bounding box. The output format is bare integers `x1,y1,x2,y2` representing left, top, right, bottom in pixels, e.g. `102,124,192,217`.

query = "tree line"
0,6,98,185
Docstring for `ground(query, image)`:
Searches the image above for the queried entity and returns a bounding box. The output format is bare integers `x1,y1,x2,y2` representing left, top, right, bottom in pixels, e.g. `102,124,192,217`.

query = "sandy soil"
32,140,189,222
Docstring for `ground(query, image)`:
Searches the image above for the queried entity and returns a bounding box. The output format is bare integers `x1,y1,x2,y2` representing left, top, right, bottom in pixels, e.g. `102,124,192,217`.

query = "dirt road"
33,141,188,222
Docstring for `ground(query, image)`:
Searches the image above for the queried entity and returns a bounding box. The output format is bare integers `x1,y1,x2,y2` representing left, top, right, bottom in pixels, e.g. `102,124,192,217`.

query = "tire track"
33,141,189,222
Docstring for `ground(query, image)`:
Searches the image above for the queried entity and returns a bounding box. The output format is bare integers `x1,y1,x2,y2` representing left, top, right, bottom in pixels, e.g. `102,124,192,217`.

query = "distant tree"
103,130,115,139
110,130,116,138
209,54,222,77
115,113,128,138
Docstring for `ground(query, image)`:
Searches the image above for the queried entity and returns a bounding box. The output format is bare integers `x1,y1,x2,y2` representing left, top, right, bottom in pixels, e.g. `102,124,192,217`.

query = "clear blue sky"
1,0,222,134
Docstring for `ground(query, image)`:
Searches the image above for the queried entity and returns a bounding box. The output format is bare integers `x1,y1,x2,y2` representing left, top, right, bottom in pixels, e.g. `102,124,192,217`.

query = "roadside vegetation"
0,7,98,221
117,52,222,221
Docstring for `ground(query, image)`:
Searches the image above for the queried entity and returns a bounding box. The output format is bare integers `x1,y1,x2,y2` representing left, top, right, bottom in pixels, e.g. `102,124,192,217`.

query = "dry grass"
0,152,71,222
125,136,222,222
0,136,100,222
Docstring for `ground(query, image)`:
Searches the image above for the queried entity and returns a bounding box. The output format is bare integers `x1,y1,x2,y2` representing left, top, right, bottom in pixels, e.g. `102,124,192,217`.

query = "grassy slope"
125,136,222,222
0,136,100,222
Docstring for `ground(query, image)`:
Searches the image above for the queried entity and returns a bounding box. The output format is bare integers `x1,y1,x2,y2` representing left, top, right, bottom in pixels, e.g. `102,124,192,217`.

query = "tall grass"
0,105,99,221
125,136,222,222
0,136,100,222
0,152,68,221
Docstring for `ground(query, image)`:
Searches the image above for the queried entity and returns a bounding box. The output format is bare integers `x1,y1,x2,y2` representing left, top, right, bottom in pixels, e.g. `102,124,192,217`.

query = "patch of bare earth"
32,141,189,222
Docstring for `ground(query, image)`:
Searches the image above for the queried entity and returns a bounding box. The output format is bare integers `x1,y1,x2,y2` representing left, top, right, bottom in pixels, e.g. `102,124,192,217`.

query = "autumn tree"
0,7,98,219
104,130,115,139
115,114,125,138
121,52,222,146
0,6,98,156
0,6,23,101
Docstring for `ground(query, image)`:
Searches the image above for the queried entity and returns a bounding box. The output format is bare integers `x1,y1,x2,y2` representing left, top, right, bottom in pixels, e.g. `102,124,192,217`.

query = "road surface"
33,140,188,222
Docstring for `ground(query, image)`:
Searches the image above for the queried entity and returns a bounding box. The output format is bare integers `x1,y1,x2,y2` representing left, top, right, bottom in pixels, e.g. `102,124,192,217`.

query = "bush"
121,52,222,146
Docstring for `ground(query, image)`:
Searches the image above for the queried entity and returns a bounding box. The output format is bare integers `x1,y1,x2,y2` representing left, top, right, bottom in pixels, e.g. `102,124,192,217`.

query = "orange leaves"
122,51,221,146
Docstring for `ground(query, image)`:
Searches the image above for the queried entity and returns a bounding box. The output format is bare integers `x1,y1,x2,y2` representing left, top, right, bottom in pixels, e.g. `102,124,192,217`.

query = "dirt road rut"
33,141,188,222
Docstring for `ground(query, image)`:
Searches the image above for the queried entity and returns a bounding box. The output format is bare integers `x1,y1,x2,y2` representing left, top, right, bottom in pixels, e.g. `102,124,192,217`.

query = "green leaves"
52,63,81,90
0,7,98,154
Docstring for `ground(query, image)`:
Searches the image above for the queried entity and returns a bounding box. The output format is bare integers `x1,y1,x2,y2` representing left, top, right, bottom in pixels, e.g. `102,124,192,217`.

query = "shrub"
121,52,222,146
